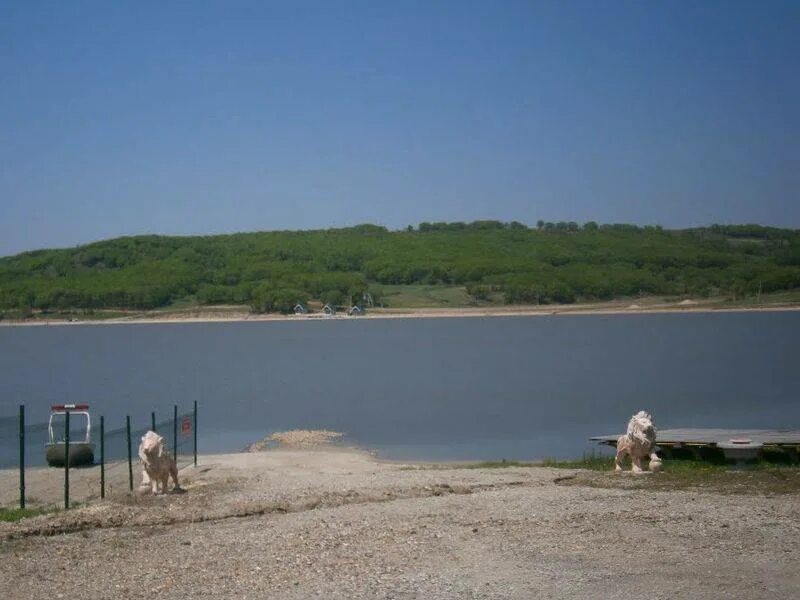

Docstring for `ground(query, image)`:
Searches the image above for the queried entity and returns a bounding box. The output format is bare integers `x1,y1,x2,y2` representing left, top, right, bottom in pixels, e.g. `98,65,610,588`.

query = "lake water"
1,312,798,463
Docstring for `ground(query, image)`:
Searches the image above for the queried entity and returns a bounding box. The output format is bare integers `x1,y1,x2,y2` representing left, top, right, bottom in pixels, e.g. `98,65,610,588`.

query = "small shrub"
0,506,56,522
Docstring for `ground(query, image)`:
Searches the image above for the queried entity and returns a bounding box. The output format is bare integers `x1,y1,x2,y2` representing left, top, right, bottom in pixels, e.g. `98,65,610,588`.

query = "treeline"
0,221,798,314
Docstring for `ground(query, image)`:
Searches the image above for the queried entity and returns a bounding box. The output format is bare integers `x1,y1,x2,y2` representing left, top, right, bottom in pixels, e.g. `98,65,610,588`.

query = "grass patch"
542,452,797,473
408,454,799,495
376,285,480,308
546,455,800,495
0,506,57,522
541,453,615,471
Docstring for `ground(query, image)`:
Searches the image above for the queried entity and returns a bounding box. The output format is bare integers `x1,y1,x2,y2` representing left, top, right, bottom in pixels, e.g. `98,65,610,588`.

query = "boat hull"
46,443,95,467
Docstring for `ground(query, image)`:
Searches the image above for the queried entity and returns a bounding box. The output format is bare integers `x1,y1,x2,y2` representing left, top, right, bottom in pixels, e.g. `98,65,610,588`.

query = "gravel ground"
1,448,798,599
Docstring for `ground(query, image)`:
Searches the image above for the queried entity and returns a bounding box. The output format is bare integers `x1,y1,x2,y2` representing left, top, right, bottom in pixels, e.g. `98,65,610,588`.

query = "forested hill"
1,222,799,314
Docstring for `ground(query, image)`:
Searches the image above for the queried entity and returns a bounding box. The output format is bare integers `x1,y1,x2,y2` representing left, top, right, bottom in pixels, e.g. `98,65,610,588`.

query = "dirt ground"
1,448,798,599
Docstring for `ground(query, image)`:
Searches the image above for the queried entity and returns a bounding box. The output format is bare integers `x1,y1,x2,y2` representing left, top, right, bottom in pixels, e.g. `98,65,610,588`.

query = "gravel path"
2,449,798,599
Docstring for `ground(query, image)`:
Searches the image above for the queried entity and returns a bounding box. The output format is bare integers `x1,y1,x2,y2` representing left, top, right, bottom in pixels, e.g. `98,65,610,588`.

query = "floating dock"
591,428,800,460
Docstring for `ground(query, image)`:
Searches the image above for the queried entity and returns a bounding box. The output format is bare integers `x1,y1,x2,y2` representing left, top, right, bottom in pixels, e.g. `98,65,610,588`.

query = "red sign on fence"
181,416,192,437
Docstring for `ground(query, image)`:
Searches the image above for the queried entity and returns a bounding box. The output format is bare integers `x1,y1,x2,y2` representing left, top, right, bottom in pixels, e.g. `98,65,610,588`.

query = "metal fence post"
126,415,133,492
100,415,105,499
19,405,25,510
173,405,178,462
193,400,197,467
151,411,156,432
64,409,70,509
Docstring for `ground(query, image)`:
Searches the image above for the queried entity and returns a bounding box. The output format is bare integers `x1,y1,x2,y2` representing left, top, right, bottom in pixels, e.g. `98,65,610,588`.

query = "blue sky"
1,1,798,256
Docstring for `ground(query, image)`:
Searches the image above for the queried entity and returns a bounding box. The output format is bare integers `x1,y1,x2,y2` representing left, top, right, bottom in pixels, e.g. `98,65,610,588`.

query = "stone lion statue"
615,410,662,473
138,430,181,494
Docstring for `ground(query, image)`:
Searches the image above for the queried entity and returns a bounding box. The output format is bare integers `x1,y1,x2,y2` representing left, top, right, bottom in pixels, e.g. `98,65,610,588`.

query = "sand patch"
245,429,344,451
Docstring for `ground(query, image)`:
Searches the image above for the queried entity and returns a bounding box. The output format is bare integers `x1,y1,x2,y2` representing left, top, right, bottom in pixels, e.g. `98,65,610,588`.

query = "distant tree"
322,289,345,307
272,288,307,313
468,220,504,231
466,283,491,302
350,224,388,235
249,283,270,313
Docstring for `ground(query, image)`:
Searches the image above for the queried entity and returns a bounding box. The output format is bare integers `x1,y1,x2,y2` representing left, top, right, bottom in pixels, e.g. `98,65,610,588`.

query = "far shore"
2,299,799,328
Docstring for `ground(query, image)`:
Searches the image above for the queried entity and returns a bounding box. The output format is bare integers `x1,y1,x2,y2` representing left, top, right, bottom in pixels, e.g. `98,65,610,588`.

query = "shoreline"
1,301,799,327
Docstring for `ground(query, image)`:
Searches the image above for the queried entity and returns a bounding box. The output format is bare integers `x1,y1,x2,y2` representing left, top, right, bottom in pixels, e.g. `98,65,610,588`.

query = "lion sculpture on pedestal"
615,410,662,473
138,430,181,494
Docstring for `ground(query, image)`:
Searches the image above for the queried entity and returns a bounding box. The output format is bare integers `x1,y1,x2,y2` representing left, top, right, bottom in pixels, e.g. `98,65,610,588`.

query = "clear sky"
1,1,798,256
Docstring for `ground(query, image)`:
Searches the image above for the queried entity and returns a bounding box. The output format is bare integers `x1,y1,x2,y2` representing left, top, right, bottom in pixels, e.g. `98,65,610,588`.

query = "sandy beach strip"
2,301,799,328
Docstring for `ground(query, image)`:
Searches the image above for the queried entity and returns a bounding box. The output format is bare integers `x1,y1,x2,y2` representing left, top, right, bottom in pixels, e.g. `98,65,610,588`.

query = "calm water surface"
1,312,798,462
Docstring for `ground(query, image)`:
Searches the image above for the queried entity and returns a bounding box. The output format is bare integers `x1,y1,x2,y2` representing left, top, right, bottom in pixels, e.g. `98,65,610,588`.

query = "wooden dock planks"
590,428,800,459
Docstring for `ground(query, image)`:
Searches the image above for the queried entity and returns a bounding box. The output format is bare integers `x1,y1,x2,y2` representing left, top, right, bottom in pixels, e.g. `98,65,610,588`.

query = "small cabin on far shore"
322,304,335,316
348,306,363,316
293,303,307,315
